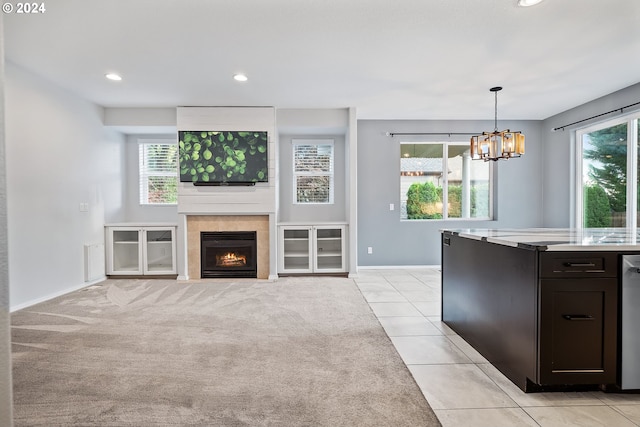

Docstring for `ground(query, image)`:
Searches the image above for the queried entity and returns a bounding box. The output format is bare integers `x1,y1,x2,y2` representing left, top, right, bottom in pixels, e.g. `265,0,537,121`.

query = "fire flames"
216,252,247,267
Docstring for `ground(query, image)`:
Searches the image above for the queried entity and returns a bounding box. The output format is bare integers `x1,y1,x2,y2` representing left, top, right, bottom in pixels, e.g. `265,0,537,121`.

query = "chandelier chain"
494,90,498,132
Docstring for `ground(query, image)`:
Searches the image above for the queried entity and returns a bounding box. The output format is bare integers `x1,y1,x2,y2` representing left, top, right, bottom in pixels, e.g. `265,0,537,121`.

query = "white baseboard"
10,276,107,313
357,265,441,270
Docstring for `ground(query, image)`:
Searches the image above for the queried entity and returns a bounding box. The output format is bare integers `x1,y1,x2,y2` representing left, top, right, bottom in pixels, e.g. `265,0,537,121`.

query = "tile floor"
354,268,640,427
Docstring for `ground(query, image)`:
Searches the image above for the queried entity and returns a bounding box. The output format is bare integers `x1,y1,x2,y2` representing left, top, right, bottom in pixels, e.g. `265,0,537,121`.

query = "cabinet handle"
562,314,594,321
563,262,595,267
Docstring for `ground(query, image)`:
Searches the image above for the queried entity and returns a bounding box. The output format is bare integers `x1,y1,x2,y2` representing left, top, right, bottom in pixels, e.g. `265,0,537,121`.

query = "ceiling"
5,0,640,120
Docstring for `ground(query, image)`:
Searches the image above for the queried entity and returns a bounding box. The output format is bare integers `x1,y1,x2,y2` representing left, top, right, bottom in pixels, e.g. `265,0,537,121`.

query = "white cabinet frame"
106,225,177,275
278,224,347,274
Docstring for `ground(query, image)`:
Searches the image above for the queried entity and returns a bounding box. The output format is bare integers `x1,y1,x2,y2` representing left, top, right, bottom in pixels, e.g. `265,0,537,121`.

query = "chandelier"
470,87,525,161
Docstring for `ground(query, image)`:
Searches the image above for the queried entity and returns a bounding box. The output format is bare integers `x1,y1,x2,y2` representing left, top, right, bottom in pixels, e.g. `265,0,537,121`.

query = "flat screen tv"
178,131,268,185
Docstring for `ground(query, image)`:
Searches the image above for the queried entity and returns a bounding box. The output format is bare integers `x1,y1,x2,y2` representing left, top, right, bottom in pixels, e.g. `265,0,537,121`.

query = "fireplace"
200,231,257,278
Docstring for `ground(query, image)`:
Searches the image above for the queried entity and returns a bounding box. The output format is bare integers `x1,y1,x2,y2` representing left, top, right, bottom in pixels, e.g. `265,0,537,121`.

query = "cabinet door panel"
109,229,143,274
280,227,312,273
313,226,345,272
549,290,604,371
539,278,617,385
143,228,176,274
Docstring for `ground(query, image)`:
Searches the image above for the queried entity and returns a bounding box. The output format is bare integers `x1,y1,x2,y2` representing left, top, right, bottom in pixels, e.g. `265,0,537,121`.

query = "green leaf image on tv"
178,131,268,184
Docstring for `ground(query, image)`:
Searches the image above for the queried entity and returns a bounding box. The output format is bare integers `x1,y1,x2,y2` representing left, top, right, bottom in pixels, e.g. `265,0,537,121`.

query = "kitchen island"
441,228,640,393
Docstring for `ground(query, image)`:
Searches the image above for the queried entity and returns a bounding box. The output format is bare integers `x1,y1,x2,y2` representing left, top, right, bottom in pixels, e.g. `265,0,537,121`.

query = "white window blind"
139,140,178,205
293,140,334,204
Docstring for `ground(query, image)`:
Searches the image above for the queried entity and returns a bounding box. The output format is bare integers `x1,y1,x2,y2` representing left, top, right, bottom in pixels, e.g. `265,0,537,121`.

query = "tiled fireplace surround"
186,215,270,280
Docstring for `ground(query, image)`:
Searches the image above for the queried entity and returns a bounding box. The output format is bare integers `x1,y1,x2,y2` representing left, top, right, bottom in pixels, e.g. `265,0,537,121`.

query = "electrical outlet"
389,203,395,211
367,247,373,254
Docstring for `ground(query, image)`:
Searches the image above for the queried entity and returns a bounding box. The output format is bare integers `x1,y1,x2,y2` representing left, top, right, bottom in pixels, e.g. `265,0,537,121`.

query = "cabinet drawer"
540,252,617,278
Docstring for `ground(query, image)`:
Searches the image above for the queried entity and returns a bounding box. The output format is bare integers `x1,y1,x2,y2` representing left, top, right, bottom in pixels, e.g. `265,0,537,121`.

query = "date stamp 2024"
3,2,46,13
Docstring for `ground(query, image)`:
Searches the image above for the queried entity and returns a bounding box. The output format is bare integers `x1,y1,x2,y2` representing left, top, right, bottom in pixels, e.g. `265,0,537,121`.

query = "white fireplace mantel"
176,107,278,281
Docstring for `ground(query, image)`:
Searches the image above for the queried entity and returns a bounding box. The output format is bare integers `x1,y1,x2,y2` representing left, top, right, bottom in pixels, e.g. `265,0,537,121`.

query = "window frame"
138,138,179,206
292,139,335,205
574,112,640,228
400,140,493,221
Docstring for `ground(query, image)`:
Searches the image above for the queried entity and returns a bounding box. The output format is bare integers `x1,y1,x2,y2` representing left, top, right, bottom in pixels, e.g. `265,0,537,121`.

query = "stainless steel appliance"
620,255,640,389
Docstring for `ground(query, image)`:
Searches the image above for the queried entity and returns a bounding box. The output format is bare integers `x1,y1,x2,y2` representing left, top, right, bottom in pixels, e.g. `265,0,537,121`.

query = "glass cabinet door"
314,227,344,272
111,229,142,273
144,228,176,274
281,227,312,272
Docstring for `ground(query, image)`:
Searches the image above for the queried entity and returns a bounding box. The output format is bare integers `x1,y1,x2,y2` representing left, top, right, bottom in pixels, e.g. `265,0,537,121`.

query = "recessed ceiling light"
105,73,122,81
233,73,248,82
517,0,544,6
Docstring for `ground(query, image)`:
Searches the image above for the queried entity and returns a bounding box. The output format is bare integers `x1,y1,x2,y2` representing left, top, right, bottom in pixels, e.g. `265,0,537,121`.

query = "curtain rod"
552,101,640,132
386,132,479,137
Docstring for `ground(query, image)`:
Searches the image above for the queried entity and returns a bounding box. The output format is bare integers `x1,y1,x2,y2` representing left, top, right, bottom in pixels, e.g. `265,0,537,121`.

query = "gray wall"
541,82,640,227
357,119,543,266
278,134,347,223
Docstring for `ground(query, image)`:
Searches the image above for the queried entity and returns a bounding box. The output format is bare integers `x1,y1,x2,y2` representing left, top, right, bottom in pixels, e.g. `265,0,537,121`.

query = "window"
139,139,178,205
293,140,334,204
400,142,492,220
576,113,640,227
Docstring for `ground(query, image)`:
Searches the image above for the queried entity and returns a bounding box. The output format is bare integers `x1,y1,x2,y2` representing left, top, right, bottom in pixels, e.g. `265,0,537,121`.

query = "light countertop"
442,228,640,251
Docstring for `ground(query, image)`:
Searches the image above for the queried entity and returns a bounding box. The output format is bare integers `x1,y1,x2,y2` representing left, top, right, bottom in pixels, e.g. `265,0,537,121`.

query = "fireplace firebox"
200,231,257,278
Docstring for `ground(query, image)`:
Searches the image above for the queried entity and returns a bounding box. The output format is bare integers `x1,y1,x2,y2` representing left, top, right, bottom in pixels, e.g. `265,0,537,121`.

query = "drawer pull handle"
563,262,596,267
563,314,594,321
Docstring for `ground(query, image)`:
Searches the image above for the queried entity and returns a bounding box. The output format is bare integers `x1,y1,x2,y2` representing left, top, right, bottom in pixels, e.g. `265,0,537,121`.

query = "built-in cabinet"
106,225,177,275
538,252,618,386
278,224,347,274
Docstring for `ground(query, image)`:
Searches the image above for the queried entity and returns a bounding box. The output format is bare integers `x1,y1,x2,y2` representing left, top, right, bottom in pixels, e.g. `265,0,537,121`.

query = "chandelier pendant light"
470,86,525,161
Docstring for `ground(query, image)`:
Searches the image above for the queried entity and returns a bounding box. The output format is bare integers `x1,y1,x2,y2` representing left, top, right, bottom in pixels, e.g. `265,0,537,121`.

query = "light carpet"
11,276,440,426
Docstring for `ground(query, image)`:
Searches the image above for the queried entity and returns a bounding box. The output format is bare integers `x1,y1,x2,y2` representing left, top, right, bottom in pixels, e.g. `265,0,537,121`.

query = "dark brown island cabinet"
441,229,640,393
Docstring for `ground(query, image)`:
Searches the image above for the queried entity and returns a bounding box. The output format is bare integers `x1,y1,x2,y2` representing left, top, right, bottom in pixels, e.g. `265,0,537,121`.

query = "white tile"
381,270,417,277
477,363,606,407
524,405,637,427
377,316,443,337
399,289,441,302
408,364,518,410
435,408,539,427
391,336,471,364
359,290,407,303
355,282,396,292
613,405,640,424
367,302,423,317
412,300,441,316
595,392,640,405
448,335,488,363
427,317,458,336
389,281,427,292
354,277,391,286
